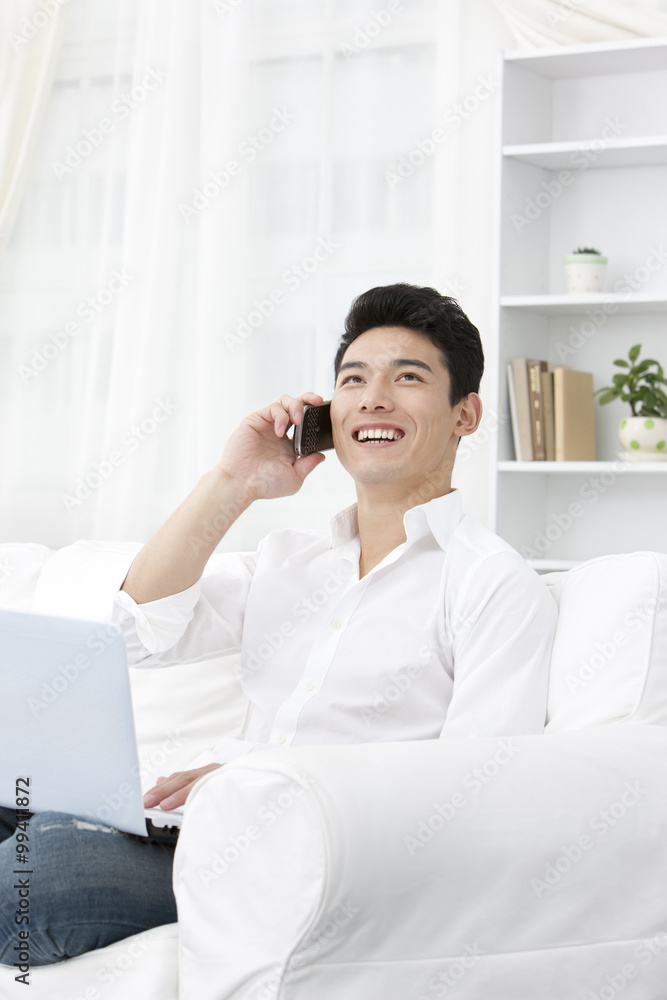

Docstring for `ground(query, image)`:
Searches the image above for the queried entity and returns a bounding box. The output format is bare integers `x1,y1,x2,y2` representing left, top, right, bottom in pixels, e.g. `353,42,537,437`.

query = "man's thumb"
294,451,326,483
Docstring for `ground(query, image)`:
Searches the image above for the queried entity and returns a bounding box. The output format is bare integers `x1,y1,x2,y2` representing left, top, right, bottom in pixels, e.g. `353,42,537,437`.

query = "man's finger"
157,782,195,811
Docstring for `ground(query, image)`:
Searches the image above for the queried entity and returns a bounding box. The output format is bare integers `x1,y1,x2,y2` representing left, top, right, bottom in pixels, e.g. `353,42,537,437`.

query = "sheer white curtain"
1,0,255,546
0,0,511,550
0,0,64,255
490,0,667,47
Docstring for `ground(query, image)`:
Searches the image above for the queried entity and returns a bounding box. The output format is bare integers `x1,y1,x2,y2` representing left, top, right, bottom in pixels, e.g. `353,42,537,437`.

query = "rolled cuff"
113,582,202,656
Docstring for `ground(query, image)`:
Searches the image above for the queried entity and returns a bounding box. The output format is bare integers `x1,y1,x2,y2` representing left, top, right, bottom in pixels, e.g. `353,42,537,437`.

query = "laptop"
0,607,183,840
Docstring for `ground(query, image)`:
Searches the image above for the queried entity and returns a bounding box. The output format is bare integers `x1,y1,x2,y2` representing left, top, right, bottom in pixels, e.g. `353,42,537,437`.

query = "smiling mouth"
353,428,405,444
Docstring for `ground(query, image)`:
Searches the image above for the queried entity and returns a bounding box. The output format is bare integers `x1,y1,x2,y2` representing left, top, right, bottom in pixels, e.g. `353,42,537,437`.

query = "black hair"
333,283,484,407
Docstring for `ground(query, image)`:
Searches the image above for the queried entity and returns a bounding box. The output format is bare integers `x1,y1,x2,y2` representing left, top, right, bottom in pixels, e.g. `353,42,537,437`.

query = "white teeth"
356,428,403,441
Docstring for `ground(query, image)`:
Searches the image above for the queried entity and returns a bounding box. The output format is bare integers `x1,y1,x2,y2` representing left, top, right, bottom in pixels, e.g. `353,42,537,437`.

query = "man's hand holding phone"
215,392,329,502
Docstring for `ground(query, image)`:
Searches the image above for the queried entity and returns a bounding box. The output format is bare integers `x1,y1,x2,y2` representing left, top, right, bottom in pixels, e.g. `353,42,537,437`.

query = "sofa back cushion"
543,551,667,732
0,543,51,611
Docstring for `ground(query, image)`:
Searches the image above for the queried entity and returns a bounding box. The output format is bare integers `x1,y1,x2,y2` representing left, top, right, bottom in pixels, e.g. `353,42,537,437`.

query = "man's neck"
355,481,454,579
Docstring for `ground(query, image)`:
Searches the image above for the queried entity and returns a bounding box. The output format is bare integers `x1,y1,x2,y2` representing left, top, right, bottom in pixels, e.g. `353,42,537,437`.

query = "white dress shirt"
111,489,557,767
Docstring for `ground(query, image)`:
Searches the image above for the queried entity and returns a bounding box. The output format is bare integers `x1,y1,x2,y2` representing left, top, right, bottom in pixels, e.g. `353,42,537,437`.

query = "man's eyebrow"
337,358,435,375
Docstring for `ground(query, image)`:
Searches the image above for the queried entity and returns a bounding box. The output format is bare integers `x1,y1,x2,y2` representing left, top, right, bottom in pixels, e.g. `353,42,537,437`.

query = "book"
528,360,548,460
509,358,533,461
541,369,555,461
553,368,595,461
506,363,522,460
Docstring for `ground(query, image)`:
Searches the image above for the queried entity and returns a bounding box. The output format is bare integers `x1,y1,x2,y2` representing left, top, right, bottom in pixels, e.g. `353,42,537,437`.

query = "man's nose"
358,387,393,410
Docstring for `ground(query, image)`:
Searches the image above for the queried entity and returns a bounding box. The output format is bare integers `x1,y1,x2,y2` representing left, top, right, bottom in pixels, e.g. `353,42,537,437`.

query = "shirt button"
331,618,342,630
303,681,314,692
276,734,286,744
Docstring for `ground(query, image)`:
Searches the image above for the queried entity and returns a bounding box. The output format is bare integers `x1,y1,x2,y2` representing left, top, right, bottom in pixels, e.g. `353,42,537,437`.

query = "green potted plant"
595,343,667,460
564,247,608,293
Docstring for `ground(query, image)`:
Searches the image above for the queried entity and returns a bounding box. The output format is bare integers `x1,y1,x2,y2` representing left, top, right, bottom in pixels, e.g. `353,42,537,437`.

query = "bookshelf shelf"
492,38,667,567
528,559,581,572
498,461,667,474
503,36,667,78
500,294,667,315
503,136,667,170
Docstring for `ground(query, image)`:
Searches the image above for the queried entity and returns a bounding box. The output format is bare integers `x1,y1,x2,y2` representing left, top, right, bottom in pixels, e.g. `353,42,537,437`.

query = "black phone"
292,402,334,457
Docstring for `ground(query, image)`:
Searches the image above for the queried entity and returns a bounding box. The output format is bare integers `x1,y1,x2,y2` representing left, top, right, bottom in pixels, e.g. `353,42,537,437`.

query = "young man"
118,282,556,807
0,283,557,967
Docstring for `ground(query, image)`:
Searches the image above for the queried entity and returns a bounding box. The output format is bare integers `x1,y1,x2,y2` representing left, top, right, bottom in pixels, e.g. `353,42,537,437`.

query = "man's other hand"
142,763,223,810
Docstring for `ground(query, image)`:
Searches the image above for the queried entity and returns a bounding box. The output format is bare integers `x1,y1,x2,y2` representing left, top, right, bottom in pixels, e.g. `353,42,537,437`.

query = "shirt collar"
329,489,463,553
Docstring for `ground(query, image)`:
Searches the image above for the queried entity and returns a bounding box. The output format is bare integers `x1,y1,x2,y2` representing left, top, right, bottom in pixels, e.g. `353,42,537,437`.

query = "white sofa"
1,541,667,1000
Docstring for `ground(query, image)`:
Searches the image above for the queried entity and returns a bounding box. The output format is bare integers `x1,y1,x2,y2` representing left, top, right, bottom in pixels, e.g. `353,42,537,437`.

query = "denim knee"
0,811,126,968
1,810,176,968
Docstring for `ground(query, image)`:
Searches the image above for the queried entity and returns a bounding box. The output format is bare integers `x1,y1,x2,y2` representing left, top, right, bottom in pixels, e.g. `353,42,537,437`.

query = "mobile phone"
292,402,334,457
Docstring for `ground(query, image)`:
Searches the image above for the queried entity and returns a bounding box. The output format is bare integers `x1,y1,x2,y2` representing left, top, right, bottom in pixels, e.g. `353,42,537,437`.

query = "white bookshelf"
491,37,667,572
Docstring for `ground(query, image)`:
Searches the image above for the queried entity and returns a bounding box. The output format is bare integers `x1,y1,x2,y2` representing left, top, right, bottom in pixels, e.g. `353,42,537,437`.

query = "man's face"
330,326,472,494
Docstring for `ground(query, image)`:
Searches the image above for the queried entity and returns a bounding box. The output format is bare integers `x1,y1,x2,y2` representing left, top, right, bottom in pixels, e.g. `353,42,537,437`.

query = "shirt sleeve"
439,550,557,738
110,549,258,669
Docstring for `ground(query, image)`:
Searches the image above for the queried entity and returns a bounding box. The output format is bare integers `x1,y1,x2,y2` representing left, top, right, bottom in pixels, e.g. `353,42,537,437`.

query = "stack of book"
507,359,596,461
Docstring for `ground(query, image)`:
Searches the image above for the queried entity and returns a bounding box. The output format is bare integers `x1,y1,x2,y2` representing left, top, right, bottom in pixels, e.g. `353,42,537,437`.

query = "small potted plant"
595,343,667,460
564,247,608,293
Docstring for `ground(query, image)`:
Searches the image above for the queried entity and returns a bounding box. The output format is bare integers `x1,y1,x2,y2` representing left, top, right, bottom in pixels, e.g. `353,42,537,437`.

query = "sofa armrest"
175,726,667,1000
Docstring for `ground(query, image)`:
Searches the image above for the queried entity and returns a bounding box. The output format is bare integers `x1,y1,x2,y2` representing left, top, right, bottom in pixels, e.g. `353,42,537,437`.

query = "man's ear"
454,392,483,440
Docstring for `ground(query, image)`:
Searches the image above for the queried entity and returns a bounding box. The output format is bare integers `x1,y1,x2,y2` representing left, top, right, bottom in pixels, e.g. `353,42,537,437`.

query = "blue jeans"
0,806,177,968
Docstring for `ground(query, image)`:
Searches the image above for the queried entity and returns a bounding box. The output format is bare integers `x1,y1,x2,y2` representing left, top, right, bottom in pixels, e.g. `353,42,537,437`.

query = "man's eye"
341,375,363,384
399,372,422,381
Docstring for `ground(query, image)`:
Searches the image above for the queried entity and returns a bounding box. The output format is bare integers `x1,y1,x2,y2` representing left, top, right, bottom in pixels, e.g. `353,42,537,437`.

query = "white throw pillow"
543,552,667,732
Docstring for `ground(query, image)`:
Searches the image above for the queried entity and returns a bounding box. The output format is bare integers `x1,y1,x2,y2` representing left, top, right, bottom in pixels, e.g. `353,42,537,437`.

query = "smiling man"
121,282,556,797
0,283,557,967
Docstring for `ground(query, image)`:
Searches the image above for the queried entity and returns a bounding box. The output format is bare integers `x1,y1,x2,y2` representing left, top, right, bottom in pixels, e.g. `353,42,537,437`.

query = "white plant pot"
618,415,667,461
564,254,608,293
